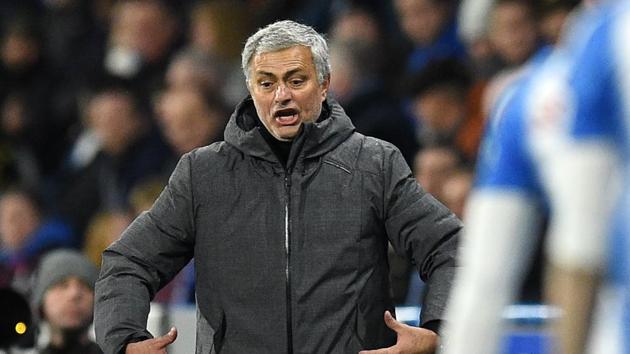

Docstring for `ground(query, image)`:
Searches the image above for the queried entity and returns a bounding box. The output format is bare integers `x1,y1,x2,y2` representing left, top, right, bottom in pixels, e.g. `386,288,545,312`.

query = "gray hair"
241,20,330,85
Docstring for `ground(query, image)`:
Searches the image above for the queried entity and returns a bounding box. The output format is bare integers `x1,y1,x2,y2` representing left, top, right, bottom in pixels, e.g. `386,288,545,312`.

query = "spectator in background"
413,146,462,203
488,0,539,70
440,168,473,219
186,0,250,106
0,187,75,294
58,87,169,237
0,16,68,184
329,5,381,47
156,88,227,156
32,249,102,354
100,0,181,101
408,59,481,161
83,210,132,268
165,48,226,98
328,38,419,166
393,0,467,75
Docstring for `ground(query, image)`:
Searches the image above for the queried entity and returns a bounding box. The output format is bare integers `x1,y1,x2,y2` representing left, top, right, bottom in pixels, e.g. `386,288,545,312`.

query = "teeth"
276,114,295,122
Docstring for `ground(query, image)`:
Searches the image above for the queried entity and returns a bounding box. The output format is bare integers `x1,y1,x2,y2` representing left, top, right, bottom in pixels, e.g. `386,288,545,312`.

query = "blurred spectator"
393,0,467,74
32,249,101,353
0,187,75,294
165,48,226,99
329,39,418,166
188,0,248,61
329,5,381,47
187,0,250,105
100,0,181,102
128,177,165,216
156,87,227,169
488,0,539,70
440,168,473,218
0,16,69,182
413,146,461,202
58,88,169,236
408,59,481,161
83,210,132,268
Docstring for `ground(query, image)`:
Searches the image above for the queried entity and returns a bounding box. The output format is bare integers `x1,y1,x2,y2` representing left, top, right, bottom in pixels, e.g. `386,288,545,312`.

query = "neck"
49,326,89,348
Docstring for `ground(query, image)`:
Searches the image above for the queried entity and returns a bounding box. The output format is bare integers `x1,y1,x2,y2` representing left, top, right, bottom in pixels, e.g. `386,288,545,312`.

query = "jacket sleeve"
95,153,196,354
382,145,462,327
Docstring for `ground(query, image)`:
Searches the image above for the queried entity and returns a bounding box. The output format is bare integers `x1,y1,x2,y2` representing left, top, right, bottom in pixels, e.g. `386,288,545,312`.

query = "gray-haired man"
94,20,461,354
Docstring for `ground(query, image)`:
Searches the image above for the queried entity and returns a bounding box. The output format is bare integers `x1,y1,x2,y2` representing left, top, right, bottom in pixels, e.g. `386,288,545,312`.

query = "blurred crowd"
0,0,572,349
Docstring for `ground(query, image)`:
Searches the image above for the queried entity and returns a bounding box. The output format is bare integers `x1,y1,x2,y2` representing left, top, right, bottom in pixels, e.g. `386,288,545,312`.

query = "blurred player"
439,1,630,353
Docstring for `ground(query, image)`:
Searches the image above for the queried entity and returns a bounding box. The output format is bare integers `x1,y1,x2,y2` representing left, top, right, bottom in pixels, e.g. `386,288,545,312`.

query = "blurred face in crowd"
248,45,329,141
158,89,219,154
42,276,94,331
489,1,538,65
87,92,142,155
413,85,466,137
0,192,40,251
395,0,449,46
1,31,39,71
330,9,380,46
440,170,472,218
414,147,459,199
110,0,176,63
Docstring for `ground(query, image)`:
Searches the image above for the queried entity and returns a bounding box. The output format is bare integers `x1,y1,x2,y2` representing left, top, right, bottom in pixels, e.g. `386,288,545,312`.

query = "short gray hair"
241,20,330,85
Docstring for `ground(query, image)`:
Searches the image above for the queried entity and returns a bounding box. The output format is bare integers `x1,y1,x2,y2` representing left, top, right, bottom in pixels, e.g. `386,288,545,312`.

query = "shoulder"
185,141,241,170
332,132,406,175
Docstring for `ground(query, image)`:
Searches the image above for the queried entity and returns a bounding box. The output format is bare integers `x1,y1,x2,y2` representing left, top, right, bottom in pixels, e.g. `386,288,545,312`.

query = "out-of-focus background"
0,0,565,353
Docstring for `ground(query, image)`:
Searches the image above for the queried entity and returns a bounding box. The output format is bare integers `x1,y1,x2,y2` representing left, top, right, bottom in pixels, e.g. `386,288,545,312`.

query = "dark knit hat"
32,249,99,309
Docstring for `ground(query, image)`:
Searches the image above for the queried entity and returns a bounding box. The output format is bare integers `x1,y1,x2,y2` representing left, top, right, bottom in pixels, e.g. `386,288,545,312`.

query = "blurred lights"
15,322,27,335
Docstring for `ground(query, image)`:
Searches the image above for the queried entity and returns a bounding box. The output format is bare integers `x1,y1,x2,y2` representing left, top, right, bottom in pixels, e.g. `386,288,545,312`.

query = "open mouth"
274,108,300,126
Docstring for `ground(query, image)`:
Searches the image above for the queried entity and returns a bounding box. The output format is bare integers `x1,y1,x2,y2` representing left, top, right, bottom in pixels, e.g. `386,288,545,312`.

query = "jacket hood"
224,96,355,163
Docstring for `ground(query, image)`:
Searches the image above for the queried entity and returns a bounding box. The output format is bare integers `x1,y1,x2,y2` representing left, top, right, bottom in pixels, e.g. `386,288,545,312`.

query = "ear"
320,75,330,101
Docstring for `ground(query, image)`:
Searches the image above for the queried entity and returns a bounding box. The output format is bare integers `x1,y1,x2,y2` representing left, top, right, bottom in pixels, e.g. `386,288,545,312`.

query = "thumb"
383,311,403,333
154,327,178,348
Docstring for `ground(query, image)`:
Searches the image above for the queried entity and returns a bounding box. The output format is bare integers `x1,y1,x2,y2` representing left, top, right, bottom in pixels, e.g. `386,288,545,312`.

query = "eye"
289,78,304,87
259,81,274,89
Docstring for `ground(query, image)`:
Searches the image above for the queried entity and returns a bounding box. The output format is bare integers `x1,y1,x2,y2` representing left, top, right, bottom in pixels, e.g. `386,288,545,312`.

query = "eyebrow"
255,68,306,80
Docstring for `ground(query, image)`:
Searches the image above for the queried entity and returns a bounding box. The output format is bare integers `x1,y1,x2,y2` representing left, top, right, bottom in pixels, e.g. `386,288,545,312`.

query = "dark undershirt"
258,124,295,168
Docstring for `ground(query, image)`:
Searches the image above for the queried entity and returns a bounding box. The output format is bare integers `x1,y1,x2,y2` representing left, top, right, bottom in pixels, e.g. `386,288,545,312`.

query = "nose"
274,83,291,104
64,279,87,301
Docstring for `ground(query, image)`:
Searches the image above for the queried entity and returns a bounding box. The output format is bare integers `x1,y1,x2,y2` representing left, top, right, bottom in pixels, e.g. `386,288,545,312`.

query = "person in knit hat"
32,249,102,354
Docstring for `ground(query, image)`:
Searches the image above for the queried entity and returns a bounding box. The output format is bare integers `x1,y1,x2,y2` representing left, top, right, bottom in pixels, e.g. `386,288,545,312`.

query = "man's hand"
125,327,178,354
359,311,439,354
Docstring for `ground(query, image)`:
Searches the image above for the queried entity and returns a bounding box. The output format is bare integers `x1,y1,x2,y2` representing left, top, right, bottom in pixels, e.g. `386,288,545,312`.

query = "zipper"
284,172,293,354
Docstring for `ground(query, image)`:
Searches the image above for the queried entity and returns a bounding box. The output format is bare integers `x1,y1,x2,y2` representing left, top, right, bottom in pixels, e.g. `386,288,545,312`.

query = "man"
95,20,461,354
440,1,624,354
33,249,102,354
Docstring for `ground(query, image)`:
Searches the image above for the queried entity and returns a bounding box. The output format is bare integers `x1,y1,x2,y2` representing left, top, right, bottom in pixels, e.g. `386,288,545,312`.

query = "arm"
439,191,542,354
383,146,462,328
94,153,196,354
539,143,618,354
361,145,461,354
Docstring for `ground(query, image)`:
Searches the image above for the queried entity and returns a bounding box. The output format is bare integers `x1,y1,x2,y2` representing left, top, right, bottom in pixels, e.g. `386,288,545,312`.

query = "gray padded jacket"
94,97,461,354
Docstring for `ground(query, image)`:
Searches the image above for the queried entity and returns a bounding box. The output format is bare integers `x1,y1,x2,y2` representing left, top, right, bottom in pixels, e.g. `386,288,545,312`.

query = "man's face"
248,45,329,141
42,276,94,330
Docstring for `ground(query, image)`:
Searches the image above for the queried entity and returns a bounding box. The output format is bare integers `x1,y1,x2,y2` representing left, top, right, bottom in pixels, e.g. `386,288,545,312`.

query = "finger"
153,327,178,348
383,311,403,333
358,348,391,354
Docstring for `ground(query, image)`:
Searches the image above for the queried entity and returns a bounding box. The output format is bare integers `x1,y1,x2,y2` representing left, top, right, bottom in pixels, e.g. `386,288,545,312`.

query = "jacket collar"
224,96,355,164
